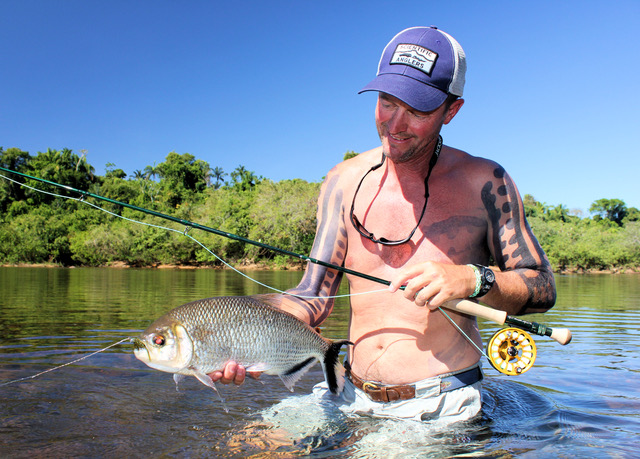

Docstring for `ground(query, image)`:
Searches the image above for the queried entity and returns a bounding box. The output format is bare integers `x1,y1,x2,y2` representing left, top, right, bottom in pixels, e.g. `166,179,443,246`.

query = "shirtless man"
211,26,556,422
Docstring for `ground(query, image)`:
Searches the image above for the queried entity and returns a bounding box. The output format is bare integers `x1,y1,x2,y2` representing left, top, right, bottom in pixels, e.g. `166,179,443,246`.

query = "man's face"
375,93,460,164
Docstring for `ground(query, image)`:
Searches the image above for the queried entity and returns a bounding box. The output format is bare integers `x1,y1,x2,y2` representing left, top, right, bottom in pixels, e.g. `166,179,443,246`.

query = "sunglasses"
349,136,442,246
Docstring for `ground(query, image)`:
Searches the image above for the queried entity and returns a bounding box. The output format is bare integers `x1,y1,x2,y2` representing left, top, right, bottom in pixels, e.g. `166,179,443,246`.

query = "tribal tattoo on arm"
482,166,556,313
284,173,349,327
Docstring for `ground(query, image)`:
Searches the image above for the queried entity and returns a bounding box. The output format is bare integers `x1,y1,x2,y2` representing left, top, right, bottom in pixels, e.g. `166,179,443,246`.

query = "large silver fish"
133,294,351,398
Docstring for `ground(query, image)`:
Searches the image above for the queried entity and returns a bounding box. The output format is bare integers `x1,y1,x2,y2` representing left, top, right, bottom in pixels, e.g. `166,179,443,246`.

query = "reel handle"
442,299,572,345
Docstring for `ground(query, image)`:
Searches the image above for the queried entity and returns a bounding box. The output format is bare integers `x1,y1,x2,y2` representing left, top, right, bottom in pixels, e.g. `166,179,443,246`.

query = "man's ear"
444,98,464,125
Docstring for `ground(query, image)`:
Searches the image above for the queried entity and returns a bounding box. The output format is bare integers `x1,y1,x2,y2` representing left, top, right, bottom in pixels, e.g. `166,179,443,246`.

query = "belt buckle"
440,380,452,392
362,381,380,392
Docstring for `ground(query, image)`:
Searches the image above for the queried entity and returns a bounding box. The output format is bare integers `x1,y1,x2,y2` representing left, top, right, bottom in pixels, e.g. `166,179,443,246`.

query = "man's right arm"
280,169,348,327
209,166,349,384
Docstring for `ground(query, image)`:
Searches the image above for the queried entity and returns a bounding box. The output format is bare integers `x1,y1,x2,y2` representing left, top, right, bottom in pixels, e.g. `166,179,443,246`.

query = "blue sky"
2,0,638,214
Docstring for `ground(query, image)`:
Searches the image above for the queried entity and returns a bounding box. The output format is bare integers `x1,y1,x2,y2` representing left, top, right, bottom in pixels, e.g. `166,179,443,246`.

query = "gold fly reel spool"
487,327,537,375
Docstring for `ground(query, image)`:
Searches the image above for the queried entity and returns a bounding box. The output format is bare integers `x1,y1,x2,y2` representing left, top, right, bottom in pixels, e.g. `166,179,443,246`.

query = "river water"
0,267,638,458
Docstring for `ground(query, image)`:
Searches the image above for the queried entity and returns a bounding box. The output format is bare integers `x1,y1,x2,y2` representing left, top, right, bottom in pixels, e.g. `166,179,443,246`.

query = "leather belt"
346,364,483,403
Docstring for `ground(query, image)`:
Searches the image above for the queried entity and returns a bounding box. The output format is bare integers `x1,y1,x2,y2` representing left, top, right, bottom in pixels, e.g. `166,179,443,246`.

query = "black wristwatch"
472,264,495,298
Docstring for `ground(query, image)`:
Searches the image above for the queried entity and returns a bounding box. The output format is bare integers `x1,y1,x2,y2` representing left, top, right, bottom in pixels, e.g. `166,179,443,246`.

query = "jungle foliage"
1,147,638,272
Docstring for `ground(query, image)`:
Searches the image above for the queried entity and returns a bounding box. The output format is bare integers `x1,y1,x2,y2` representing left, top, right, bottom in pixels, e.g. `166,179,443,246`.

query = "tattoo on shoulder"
482,166,555,308
482,167,535,269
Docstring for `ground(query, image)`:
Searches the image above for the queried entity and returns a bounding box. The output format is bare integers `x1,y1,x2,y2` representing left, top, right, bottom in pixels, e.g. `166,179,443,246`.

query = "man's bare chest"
345,188,488,273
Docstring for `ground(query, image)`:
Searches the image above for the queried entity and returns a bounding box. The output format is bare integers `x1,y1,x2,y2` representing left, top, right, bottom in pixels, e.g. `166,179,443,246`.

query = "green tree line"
1,147,638,272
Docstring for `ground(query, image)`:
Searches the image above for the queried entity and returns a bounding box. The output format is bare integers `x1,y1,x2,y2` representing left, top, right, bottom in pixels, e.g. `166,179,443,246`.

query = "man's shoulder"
325,147,384,182
442,145,505,176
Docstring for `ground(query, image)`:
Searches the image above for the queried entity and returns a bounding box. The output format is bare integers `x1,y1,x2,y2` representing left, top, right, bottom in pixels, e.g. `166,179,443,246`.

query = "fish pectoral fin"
279,357,317,392
193,372,229,413
173,373,186,391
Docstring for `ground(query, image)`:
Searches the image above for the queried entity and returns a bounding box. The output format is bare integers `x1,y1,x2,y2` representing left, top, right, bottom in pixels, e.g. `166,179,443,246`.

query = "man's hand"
208,361,261,385
388,261,477,308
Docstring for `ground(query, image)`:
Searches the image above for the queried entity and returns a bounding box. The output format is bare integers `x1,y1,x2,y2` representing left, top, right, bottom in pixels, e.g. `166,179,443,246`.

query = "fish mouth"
131,337,151,362
132,338,146,351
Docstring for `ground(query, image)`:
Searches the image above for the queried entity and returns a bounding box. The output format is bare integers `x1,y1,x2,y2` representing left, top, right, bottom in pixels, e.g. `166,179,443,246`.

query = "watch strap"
472,264,495,298
467,264,482,298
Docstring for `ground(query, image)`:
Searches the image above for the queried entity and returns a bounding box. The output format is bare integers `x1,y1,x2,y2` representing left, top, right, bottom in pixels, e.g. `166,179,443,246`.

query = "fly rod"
0,166,571,345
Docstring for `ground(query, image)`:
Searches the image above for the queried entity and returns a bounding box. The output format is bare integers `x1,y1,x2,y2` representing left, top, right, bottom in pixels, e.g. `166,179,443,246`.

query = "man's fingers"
232,364,246,385
208,370,223,382
208,361,246,386
208,361,256,386
218,361,235,383
413,285,435,307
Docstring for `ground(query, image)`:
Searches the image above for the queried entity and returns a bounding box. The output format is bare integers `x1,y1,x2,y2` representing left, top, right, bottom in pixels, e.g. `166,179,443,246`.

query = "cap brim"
359,74,448,112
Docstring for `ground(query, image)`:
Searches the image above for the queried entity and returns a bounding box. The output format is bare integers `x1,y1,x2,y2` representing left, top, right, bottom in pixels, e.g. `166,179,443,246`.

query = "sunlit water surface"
0,267,638,458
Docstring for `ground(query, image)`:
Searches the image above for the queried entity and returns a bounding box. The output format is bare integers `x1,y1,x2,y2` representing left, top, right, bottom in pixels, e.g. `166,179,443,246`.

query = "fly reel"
487,327,537,375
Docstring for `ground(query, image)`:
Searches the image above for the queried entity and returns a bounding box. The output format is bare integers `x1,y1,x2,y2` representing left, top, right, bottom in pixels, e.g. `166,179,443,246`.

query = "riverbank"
1,260,307,271
2,261,637,274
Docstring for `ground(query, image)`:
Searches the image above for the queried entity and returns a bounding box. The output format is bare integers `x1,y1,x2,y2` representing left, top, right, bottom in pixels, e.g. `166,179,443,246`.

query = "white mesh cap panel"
439,29,466,97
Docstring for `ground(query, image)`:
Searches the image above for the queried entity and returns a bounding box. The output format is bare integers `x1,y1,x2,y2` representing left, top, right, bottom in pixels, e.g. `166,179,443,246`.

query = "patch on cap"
390,43,438,76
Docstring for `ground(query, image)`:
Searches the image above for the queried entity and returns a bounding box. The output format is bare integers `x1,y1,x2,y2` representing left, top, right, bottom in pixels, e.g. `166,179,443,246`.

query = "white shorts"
313,364,483,425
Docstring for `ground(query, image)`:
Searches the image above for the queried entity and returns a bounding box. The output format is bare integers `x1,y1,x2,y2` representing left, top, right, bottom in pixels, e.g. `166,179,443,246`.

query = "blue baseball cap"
359,26,466,112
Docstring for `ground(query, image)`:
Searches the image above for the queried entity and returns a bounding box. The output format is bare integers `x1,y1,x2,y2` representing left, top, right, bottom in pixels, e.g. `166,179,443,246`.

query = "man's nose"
386,108,408,132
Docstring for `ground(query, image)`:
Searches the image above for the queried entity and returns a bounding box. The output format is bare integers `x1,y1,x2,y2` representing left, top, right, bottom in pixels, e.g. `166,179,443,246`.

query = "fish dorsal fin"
279,357,317,392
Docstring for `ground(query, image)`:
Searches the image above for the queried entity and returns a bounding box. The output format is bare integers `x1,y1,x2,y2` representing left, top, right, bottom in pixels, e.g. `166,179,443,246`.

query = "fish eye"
153,335,165,346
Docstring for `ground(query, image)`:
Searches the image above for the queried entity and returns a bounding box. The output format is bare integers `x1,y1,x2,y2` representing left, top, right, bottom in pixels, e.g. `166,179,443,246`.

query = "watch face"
485,269,495,283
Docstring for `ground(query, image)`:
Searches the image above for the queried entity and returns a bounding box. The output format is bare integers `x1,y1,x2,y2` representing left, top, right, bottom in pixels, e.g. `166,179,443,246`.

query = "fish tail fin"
322,339,353,395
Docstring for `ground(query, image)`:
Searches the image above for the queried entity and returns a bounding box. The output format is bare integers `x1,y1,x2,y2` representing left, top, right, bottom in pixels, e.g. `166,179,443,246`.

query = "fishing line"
437,308,489,359
0,172,385,300
0,167,399,287
0,338,131,387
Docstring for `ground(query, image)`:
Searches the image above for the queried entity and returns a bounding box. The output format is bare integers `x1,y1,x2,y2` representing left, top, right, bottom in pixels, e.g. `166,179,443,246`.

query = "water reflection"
0,268,639,457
